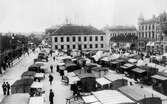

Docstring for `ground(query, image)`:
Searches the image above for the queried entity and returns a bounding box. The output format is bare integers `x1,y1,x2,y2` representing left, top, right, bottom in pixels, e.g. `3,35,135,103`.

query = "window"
149,32,151,38
165,46,167,52
149,25,151,30
95,44,98,48
138,32,140,38
89,36,92,41
54,37,58,42
67,45,70,49
101,36,103,41
78,37,81,41
78,44,82,50
66,37,70,42
152,32,154,38
55,45,58,49
142,32,144,38
61,45,64,49
84,44,87,48
145,32,147,38
73,45,75,49
84,36,87,41
90,44,92,48
101,44,104,48
73,37,76,42
152,25,154,30
61,37,64,42
145,25,147,30
95,36,98,41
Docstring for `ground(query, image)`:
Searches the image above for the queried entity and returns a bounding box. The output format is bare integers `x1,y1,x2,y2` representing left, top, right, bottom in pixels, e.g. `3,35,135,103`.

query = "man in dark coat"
50,65,53,73
60,69,64,80
2,82,7,95
49,74,54,85
53,56,55,61
49,89,54,104
6,82,10,95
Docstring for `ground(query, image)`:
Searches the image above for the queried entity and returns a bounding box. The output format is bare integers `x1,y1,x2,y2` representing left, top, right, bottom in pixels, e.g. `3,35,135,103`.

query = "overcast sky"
0,0,167,33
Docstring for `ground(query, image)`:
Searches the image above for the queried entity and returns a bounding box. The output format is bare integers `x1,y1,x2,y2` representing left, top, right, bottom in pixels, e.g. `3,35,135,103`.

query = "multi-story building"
104,26,137,49
49,24,107,51
137,12,167,54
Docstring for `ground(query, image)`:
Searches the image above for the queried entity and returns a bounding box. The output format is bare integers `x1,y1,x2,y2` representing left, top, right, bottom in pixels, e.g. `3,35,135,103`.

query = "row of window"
138,31,155,39
54,36,104,42
110,33,136,37
55,44,104,49
139,24,155,31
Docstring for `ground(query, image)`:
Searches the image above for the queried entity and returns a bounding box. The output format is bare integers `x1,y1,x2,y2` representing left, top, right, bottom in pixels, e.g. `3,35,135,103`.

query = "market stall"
128,58,137,64
92,90,135,104
119,63,136,75
65,62,81,72
104,73,127,90
109,61,120,70
77,73,96,92
131,67,147,82
34,73,45,82
152,72,167,96
21,71,36,79
99,56,111,67
85,63,101,73
30,82,44,97
66,72,80,85
91,67,109,77
11,78,34,94
96,77,111,89
28,64,44,73
119,86,162,104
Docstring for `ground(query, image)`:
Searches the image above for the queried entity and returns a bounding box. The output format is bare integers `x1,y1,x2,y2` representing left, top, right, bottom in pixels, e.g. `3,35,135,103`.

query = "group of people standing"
2,82,10,96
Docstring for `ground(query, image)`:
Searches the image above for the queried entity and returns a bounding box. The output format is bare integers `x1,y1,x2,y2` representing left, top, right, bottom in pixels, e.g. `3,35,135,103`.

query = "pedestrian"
50,65,53,73
6,82,10,95
2,82,7,95
60,69,64,80
53,56,55,61
2,61,6,71
49,74,54,85
49,89,54,104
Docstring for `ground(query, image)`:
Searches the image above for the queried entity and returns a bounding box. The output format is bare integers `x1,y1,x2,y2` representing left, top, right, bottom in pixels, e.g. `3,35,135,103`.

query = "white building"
137,12,167,54
103,26,137,49
49,24,108,51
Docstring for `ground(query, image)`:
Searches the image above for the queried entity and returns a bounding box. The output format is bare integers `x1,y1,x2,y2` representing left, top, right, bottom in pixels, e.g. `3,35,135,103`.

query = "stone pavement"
42,58,72,104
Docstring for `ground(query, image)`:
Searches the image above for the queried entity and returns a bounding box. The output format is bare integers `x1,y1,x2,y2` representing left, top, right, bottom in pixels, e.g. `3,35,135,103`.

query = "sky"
0,0,167,33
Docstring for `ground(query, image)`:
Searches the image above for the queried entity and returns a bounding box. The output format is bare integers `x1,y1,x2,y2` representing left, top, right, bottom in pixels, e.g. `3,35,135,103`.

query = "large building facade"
49,24,107,51
137,12,167,54
104,26,137,49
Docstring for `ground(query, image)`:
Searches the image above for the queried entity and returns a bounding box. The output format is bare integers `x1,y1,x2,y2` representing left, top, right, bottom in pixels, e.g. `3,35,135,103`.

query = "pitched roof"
50,24,105,36
107,26,137,31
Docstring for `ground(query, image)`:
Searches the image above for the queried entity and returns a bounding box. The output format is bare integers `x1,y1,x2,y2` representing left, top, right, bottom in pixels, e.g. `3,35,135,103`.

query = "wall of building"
51,34,107,51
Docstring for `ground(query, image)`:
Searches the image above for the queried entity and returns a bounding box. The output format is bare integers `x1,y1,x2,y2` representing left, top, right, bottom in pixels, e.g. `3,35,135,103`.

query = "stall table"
34,73,45,82
96,77,111,89
92,90,134,104
31,82,43,89
29,96,44,104
82,95,98,104
68,76,80,85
